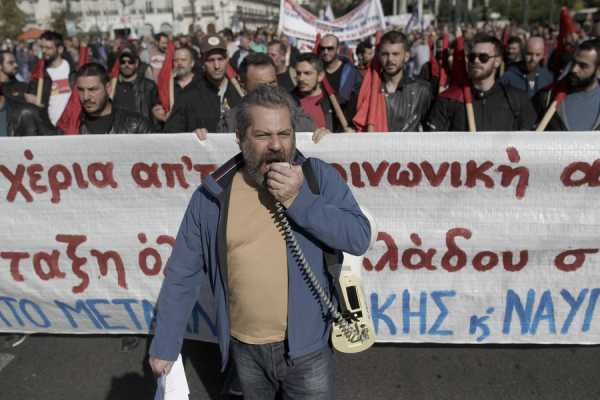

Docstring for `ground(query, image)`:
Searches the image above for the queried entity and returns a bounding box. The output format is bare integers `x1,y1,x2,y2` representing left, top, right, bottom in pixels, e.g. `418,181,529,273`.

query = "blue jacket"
149,152,371,369
500,63,554,98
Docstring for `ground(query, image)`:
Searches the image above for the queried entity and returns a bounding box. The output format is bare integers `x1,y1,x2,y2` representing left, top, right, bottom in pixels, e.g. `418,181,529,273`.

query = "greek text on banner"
1,133,600,345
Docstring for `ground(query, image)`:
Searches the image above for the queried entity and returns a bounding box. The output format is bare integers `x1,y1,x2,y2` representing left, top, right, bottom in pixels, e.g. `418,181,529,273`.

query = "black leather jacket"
383,76,433,132
5,98,58,137
113,75,159,121
79,107,153,134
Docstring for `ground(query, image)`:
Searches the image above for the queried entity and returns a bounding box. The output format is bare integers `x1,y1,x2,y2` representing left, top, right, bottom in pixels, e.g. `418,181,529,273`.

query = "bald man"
501,36,554,98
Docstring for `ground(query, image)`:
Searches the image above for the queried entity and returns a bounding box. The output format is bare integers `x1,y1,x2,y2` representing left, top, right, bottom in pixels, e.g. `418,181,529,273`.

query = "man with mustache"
148,85,371,400
75,63,152,134
427,33,537,131
533,39,600,131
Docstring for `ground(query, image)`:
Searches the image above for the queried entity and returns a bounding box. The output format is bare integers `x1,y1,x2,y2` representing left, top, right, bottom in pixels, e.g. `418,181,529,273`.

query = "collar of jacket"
79,103,115,131
202,150,308,200
379,73,411,93
472,81,502,99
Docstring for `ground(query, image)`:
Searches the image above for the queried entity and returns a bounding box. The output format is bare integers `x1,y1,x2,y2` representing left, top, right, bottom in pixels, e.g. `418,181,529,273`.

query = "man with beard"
318,34,362,124
505,36,524,68
112,49,159,121
356,40,375,77
292,53,347,132
153,46,207,133
501,37,554,98
148,85,371,400
378,31,432,132
427,33,537,131
75,63,152,134
0,50,27,100
26,31,75,127
533,39,600,131
194,34,242,132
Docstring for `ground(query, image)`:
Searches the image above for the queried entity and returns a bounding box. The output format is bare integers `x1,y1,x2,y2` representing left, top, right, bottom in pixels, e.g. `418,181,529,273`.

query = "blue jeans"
229,338,335,400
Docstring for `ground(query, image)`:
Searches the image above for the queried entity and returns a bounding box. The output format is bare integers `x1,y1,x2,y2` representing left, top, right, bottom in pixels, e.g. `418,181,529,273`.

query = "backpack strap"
500,83,521,129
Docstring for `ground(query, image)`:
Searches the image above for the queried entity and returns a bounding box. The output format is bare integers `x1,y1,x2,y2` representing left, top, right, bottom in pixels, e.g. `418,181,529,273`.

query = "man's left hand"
266,162,304,207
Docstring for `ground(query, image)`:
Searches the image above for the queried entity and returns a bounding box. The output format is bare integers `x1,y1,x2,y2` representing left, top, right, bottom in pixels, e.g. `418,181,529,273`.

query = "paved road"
2,334,600,399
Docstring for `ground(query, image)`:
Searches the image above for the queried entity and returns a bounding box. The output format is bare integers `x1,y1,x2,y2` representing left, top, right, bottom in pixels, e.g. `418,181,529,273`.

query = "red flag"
428,36,439,79
553,7,577,75
226,63,238,80
439,34,472,103
312,33,321,54
30,59,45,81
502,27,510,47
110,57,121,80
79,45,91,67
55,86,81,135
157,39,175,113
352,32,388,132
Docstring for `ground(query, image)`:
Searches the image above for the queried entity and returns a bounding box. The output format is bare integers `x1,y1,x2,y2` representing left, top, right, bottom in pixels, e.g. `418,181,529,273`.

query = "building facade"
16,0,279,36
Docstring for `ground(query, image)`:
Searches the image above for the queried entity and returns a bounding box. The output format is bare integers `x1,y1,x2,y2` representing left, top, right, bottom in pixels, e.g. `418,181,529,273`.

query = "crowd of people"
3,11,600,138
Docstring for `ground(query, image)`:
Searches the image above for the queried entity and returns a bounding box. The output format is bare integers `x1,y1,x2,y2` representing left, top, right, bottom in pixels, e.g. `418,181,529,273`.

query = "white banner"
278,0,386,43
1,133,600,345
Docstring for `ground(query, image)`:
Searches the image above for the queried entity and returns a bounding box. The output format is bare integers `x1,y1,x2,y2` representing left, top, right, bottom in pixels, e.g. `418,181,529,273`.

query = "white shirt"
46,59,71,125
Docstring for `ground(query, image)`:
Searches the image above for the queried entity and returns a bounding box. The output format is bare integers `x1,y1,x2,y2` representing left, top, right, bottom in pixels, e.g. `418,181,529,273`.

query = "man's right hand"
149,356,174,378
152,105,167,122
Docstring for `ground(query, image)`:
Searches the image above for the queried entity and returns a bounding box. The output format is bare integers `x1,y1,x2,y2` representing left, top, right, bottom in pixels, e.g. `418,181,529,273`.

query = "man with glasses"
318,34,362,126
427,33,536,132
112,49,159,122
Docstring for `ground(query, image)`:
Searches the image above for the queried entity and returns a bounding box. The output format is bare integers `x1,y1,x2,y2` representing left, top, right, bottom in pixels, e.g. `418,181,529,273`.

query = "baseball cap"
200,34,227,55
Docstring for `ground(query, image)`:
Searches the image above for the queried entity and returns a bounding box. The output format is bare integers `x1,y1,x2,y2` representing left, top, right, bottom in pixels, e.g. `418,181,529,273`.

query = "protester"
148,84,371,400
217,53,314,133
378,31,432,132
356,39,375,77
112,49,159,122
427,33,537,131
190,34,243,133
318,34,362,123
26,31,75,127
231,34,252,72
153,46,206,133
505,36,524,67
0,83,57,136
267,39,296,92
149,32,169,82
534,39,600,131
501,37,554,98
292,52,346,132
75,63,152,134
0,50,27,100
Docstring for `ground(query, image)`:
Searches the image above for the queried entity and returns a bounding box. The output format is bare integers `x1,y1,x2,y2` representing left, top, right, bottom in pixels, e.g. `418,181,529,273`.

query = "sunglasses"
467,53,498,63
120,59,137,65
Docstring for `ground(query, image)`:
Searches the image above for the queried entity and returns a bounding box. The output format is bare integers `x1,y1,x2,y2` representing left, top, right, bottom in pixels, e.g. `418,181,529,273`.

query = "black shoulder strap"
500,83,521,128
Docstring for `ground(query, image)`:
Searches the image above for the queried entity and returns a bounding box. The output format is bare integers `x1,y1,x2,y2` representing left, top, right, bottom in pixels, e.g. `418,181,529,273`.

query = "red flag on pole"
553,6,577,75
428,35,439,79
352,32,388,132
439,34,471,103
30,59,45,81
157,39,175,113
56,46,92,135
312,33,321,54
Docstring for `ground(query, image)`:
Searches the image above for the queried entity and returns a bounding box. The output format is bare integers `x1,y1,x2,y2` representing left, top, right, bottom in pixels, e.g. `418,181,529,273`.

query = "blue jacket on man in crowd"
149,151,371,370
500,62,554,98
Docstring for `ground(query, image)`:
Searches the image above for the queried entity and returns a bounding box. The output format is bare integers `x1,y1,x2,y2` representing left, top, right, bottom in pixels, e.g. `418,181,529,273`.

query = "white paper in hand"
154,354,190,400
